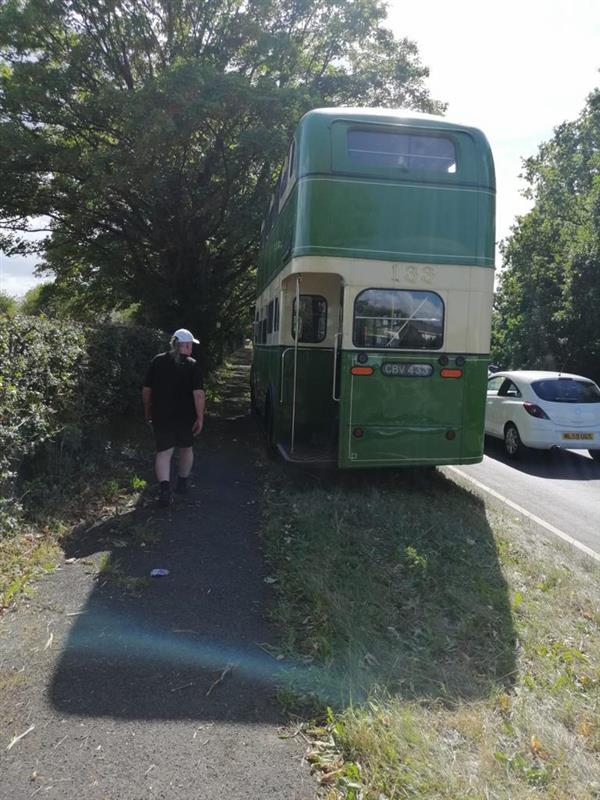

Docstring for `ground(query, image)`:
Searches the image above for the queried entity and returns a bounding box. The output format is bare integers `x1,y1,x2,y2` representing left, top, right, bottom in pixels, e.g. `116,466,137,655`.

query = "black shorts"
153,421,194,452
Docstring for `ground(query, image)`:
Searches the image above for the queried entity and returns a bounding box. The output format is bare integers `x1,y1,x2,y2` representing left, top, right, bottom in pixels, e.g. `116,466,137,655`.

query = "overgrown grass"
96,553,152,595
0,425,154,611
0,533,61,609
204,347,251,417
260,465,600,799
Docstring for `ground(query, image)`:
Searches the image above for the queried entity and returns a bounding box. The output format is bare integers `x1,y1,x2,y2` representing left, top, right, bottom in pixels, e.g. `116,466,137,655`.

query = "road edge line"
445,465,600,565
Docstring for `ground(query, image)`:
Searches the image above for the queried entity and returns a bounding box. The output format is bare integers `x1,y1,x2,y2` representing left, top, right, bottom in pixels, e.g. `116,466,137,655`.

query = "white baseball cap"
172,328,199,344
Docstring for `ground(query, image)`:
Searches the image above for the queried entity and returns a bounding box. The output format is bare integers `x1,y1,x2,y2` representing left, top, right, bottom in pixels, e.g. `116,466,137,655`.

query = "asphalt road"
447,438,600,556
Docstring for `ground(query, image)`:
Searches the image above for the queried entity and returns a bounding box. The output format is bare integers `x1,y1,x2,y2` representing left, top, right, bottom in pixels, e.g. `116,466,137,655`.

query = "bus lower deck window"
353,289,444,349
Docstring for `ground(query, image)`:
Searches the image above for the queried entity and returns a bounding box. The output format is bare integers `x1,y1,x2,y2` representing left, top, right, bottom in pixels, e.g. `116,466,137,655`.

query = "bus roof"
294,106,495,189
298,107,488,135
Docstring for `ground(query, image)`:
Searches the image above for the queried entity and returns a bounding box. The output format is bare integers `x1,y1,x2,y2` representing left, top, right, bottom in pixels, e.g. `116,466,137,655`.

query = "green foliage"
0,290,18,315
0,314,86,532
0,314,163,535
130,474,146,491
19,281,62,317
0,0,444,367
493,89,600,383
82,323,165,418
0,534,59,610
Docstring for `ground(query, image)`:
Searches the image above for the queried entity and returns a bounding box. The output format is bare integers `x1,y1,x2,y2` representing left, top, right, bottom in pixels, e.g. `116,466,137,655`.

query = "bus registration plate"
381,363,433,378
562,432,594,440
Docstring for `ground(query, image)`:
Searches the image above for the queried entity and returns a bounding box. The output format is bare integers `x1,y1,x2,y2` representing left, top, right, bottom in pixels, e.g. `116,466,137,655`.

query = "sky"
387,0,600,252
1,0,600,297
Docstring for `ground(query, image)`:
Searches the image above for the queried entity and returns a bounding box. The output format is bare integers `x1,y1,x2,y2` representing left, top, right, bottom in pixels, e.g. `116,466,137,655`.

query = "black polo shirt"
143,352,204,425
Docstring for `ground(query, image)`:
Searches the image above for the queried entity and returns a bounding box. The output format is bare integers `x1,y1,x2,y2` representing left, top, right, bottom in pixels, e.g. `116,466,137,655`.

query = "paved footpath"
0,350,314,800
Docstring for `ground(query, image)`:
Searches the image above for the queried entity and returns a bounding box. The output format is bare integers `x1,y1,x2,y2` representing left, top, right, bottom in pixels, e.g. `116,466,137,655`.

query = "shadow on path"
50,349,288,723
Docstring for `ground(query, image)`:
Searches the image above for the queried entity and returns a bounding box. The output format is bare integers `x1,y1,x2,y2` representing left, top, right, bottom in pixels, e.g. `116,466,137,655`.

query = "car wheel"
504,423,524,459
589,449,600,463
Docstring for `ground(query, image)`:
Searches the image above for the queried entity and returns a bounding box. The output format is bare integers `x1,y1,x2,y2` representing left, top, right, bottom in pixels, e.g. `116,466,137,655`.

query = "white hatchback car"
485,370,600,460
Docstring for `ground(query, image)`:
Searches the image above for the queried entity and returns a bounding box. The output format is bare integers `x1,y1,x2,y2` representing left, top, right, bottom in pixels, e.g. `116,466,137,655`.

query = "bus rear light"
441,368,463,378
523,402,550,419
446,430,456,440
352,427,364,438
351,366,374,376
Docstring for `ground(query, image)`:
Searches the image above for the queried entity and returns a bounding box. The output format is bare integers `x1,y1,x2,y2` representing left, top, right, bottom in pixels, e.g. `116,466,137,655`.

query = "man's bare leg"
175,446,194,495
155,447,174,482
178,446,194,479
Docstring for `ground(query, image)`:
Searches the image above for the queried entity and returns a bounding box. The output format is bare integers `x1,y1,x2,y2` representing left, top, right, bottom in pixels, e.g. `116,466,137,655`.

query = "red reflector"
351,366,374,375
352,427,364,438
441,368,463,378
446,430,456,440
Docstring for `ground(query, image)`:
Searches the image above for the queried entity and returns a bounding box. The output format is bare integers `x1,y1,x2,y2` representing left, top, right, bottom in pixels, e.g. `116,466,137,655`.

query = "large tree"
493,88,600,384
0,0,443,363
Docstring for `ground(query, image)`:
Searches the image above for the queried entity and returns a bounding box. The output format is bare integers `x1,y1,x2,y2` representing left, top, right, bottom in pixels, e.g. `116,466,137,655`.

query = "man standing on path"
142,328,205,507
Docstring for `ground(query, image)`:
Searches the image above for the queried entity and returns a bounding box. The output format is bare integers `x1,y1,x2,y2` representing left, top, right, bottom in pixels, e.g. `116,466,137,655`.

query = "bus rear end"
337,351,488,468
333,274,492,468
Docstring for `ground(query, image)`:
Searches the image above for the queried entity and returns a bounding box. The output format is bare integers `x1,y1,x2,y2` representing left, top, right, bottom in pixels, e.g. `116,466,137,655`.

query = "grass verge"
260,464,600,799
0,422,154,612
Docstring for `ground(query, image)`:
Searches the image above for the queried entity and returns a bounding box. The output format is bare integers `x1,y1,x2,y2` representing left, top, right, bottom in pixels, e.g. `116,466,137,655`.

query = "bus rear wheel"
504,423,524,459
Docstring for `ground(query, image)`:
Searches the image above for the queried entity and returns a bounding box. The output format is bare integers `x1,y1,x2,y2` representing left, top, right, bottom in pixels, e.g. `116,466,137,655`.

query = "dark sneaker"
175,476,188,495
158,483,172,508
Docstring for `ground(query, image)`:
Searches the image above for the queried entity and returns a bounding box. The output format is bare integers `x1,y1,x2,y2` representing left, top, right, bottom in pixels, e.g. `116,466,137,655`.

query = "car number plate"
562,432,594,440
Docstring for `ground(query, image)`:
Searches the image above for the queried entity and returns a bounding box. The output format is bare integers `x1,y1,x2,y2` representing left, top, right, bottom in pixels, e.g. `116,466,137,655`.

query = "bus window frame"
352,287,445,351
331,121,467,184
292,294,328,344
267,300,274,334
346,128,457,174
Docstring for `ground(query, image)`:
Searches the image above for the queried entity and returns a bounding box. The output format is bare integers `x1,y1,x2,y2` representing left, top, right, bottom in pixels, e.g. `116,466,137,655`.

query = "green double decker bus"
251,107,495,468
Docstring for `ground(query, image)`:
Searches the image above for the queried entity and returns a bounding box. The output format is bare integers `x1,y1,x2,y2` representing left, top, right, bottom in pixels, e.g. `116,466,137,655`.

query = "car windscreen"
531,378,600,403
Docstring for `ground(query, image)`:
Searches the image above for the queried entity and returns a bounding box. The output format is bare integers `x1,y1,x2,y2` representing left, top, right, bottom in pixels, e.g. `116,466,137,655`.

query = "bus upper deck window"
353,289,444,350
347,130,456,173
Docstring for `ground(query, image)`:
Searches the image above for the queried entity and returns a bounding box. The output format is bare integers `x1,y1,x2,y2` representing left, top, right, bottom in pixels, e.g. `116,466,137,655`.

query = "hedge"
0,315,165,533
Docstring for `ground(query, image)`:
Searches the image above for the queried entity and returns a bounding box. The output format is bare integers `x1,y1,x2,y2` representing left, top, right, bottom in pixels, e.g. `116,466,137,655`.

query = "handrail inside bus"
332,332,342,402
